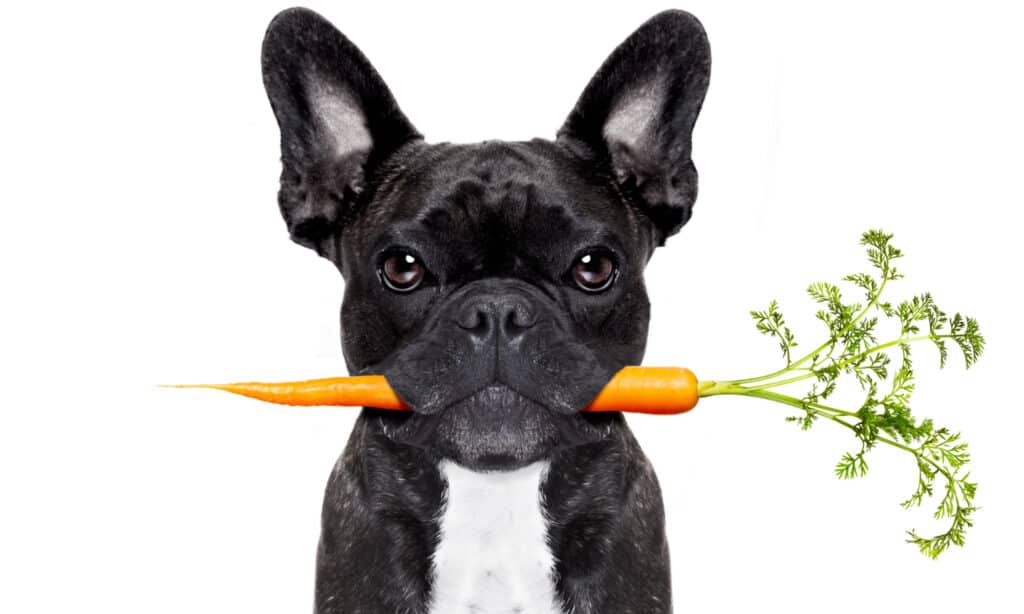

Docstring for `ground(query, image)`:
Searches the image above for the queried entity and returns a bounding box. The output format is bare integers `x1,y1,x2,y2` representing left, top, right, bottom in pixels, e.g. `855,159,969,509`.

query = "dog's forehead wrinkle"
373,144,569,267
377,140,604,222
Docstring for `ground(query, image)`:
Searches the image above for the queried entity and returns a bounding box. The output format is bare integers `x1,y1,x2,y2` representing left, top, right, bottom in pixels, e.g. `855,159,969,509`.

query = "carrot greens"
696,230,985,558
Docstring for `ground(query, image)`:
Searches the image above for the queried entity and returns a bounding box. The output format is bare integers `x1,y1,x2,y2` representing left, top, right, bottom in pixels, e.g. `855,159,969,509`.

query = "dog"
261,7,710,613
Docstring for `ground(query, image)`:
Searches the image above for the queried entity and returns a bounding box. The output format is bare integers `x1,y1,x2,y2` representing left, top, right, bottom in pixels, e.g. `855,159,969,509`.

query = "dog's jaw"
379,383,619,471
423,385,563,470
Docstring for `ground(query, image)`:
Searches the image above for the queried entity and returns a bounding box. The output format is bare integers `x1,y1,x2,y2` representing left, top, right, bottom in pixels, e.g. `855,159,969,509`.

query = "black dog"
261,7,709,613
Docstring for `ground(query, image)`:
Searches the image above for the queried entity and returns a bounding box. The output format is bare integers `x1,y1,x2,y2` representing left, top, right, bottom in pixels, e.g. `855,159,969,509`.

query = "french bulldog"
260,7,710,613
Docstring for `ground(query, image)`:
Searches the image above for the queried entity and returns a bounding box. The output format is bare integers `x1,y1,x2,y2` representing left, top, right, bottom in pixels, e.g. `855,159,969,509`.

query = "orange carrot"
166,366,699,415
584,367,698,414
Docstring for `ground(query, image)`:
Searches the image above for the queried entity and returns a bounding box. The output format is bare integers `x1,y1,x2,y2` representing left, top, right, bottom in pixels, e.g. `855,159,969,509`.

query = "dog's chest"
428,460,563,614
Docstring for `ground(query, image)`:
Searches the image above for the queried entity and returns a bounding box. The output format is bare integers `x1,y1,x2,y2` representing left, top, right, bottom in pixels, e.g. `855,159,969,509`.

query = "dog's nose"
456,294,537,342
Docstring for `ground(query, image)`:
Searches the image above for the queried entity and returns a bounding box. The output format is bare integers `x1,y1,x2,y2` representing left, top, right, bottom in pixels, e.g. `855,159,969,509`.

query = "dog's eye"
571,251,618,292
379,252,426,292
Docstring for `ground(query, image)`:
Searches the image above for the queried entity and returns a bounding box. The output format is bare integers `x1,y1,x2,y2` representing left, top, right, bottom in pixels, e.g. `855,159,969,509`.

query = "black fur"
559,10,711,245
261,7,710,613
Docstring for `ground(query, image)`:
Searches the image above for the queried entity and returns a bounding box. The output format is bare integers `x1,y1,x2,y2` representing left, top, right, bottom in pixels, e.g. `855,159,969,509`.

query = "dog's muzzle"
380,278,616,417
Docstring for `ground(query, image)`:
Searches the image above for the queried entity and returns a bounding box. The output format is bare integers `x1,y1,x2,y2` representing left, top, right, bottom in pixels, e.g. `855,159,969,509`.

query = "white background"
3,1,1022,612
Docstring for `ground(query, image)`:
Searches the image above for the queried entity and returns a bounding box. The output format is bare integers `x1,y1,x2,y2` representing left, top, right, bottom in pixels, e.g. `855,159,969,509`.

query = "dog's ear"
558,10,711,246
261,8,420,254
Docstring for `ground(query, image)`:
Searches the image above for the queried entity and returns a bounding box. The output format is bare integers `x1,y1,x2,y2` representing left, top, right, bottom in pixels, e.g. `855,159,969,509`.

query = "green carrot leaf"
715,229,984,557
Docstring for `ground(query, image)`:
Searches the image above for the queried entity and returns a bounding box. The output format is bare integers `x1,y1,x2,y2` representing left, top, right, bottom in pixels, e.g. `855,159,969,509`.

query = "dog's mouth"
377,342,616,418
378,381,617,471
362,278,629,469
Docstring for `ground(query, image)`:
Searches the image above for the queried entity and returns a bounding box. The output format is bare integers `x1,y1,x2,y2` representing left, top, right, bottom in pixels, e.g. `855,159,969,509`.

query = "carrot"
164,230,986,558
164,375,407,410
583,367,698,414
165,366,700,415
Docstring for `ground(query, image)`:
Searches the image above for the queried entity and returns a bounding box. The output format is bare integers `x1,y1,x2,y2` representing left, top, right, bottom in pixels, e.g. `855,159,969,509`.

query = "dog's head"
261,8,710,470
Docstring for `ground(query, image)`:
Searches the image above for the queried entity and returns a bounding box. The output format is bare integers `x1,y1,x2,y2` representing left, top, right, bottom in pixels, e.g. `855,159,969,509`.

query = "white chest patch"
428,460,563,614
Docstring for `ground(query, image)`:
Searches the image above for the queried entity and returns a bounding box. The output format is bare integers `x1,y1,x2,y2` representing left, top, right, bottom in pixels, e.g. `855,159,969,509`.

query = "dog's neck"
428,460,562,614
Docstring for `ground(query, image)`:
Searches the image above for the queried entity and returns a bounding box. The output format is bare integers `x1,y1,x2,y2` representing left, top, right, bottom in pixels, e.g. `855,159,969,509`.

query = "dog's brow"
568,227,627,253
370,226,438,254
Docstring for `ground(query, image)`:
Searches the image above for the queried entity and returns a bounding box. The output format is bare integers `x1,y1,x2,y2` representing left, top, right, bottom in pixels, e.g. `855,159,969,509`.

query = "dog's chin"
431,385,560,471
381,384,616,472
